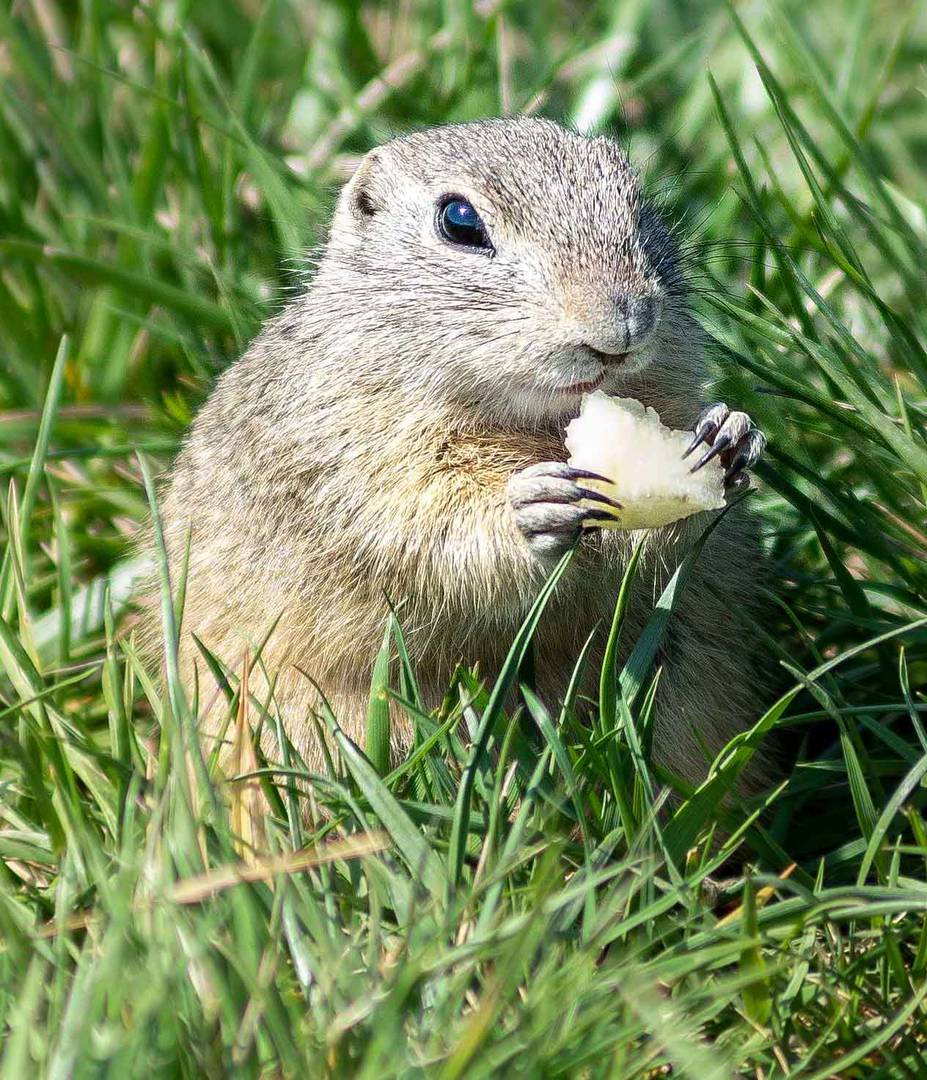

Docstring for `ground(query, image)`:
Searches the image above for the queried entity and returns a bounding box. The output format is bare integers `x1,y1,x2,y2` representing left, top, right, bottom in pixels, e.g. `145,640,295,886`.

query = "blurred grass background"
1,0,927,1075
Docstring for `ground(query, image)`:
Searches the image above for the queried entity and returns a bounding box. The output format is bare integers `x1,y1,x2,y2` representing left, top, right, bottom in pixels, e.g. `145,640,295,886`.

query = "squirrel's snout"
569,293,663,359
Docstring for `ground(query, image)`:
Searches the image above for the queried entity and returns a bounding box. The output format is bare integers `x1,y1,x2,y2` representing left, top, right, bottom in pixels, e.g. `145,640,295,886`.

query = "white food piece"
564,392,726,530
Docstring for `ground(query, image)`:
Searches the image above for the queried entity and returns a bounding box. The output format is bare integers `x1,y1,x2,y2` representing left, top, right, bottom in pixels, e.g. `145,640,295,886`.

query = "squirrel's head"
316,117,689,425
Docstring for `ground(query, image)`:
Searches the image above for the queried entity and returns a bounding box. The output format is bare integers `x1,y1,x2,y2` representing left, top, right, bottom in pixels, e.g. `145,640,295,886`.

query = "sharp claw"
724,451,751,482
682,434,705,460
582,507,620,524
724,429,766,481
690,433,732,472
683,403,730,461
683,419,716,460
563,466,614,485
577,486,622,510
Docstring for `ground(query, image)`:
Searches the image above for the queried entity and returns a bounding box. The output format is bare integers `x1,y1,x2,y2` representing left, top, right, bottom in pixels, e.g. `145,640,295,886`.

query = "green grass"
2,0,927,1074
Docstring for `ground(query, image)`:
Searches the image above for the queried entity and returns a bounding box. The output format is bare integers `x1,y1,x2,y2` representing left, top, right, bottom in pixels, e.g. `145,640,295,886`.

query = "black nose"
571,291,663,358
616,294,660,350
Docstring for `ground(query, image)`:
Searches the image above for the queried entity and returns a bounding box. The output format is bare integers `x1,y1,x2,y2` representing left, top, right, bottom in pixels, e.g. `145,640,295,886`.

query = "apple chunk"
564,392,726,530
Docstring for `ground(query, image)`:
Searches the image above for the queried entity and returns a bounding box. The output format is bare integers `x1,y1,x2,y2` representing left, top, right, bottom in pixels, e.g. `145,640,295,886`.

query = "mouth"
556,369,606,395
586,347,630,366
554,346,633,396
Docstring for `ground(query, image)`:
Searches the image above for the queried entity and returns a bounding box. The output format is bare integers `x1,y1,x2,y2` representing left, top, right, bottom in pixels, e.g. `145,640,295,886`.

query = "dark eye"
436,197,492,251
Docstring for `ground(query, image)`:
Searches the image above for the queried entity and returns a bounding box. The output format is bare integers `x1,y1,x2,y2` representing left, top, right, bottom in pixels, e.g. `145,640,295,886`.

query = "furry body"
152,118,768,787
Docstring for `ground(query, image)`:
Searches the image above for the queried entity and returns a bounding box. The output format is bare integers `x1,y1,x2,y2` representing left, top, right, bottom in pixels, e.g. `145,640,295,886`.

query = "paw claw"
563,466,614,485
683,402,729,459
508,460,618,560
684,402,766,485
577,486,622,510
581,507,619,525
517,462,611,485
682,430,707,459
689,432,732,473
724,429,767,484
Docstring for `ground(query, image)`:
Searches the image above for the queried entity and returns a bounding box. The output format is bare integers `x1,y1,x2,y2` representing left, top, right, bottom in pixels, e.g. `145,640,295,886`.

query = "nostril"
626,294,661,344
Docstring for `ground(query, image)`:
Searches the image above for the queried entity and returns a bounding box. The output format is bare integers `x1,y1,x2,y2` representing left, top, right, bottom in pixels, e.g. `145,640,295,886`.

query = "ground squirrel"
150,117,770,788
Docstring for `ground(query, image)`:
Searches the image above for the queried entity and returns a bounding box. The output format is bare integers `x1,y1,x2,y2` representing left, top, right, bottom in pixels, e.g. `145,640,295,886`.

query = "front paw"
507,462,620,560
683,402,767,487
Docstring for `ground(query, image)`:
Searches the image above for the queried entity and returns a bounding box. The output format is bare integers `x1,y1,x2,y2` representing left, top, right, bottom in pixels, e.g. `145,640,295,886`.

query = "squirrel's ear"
346,151,384,221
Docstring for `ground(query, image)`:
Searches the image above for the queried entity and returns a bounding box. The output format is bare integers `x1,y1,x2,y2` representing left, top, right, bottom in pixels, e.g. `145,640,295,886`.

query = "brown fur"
144,118,771,788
